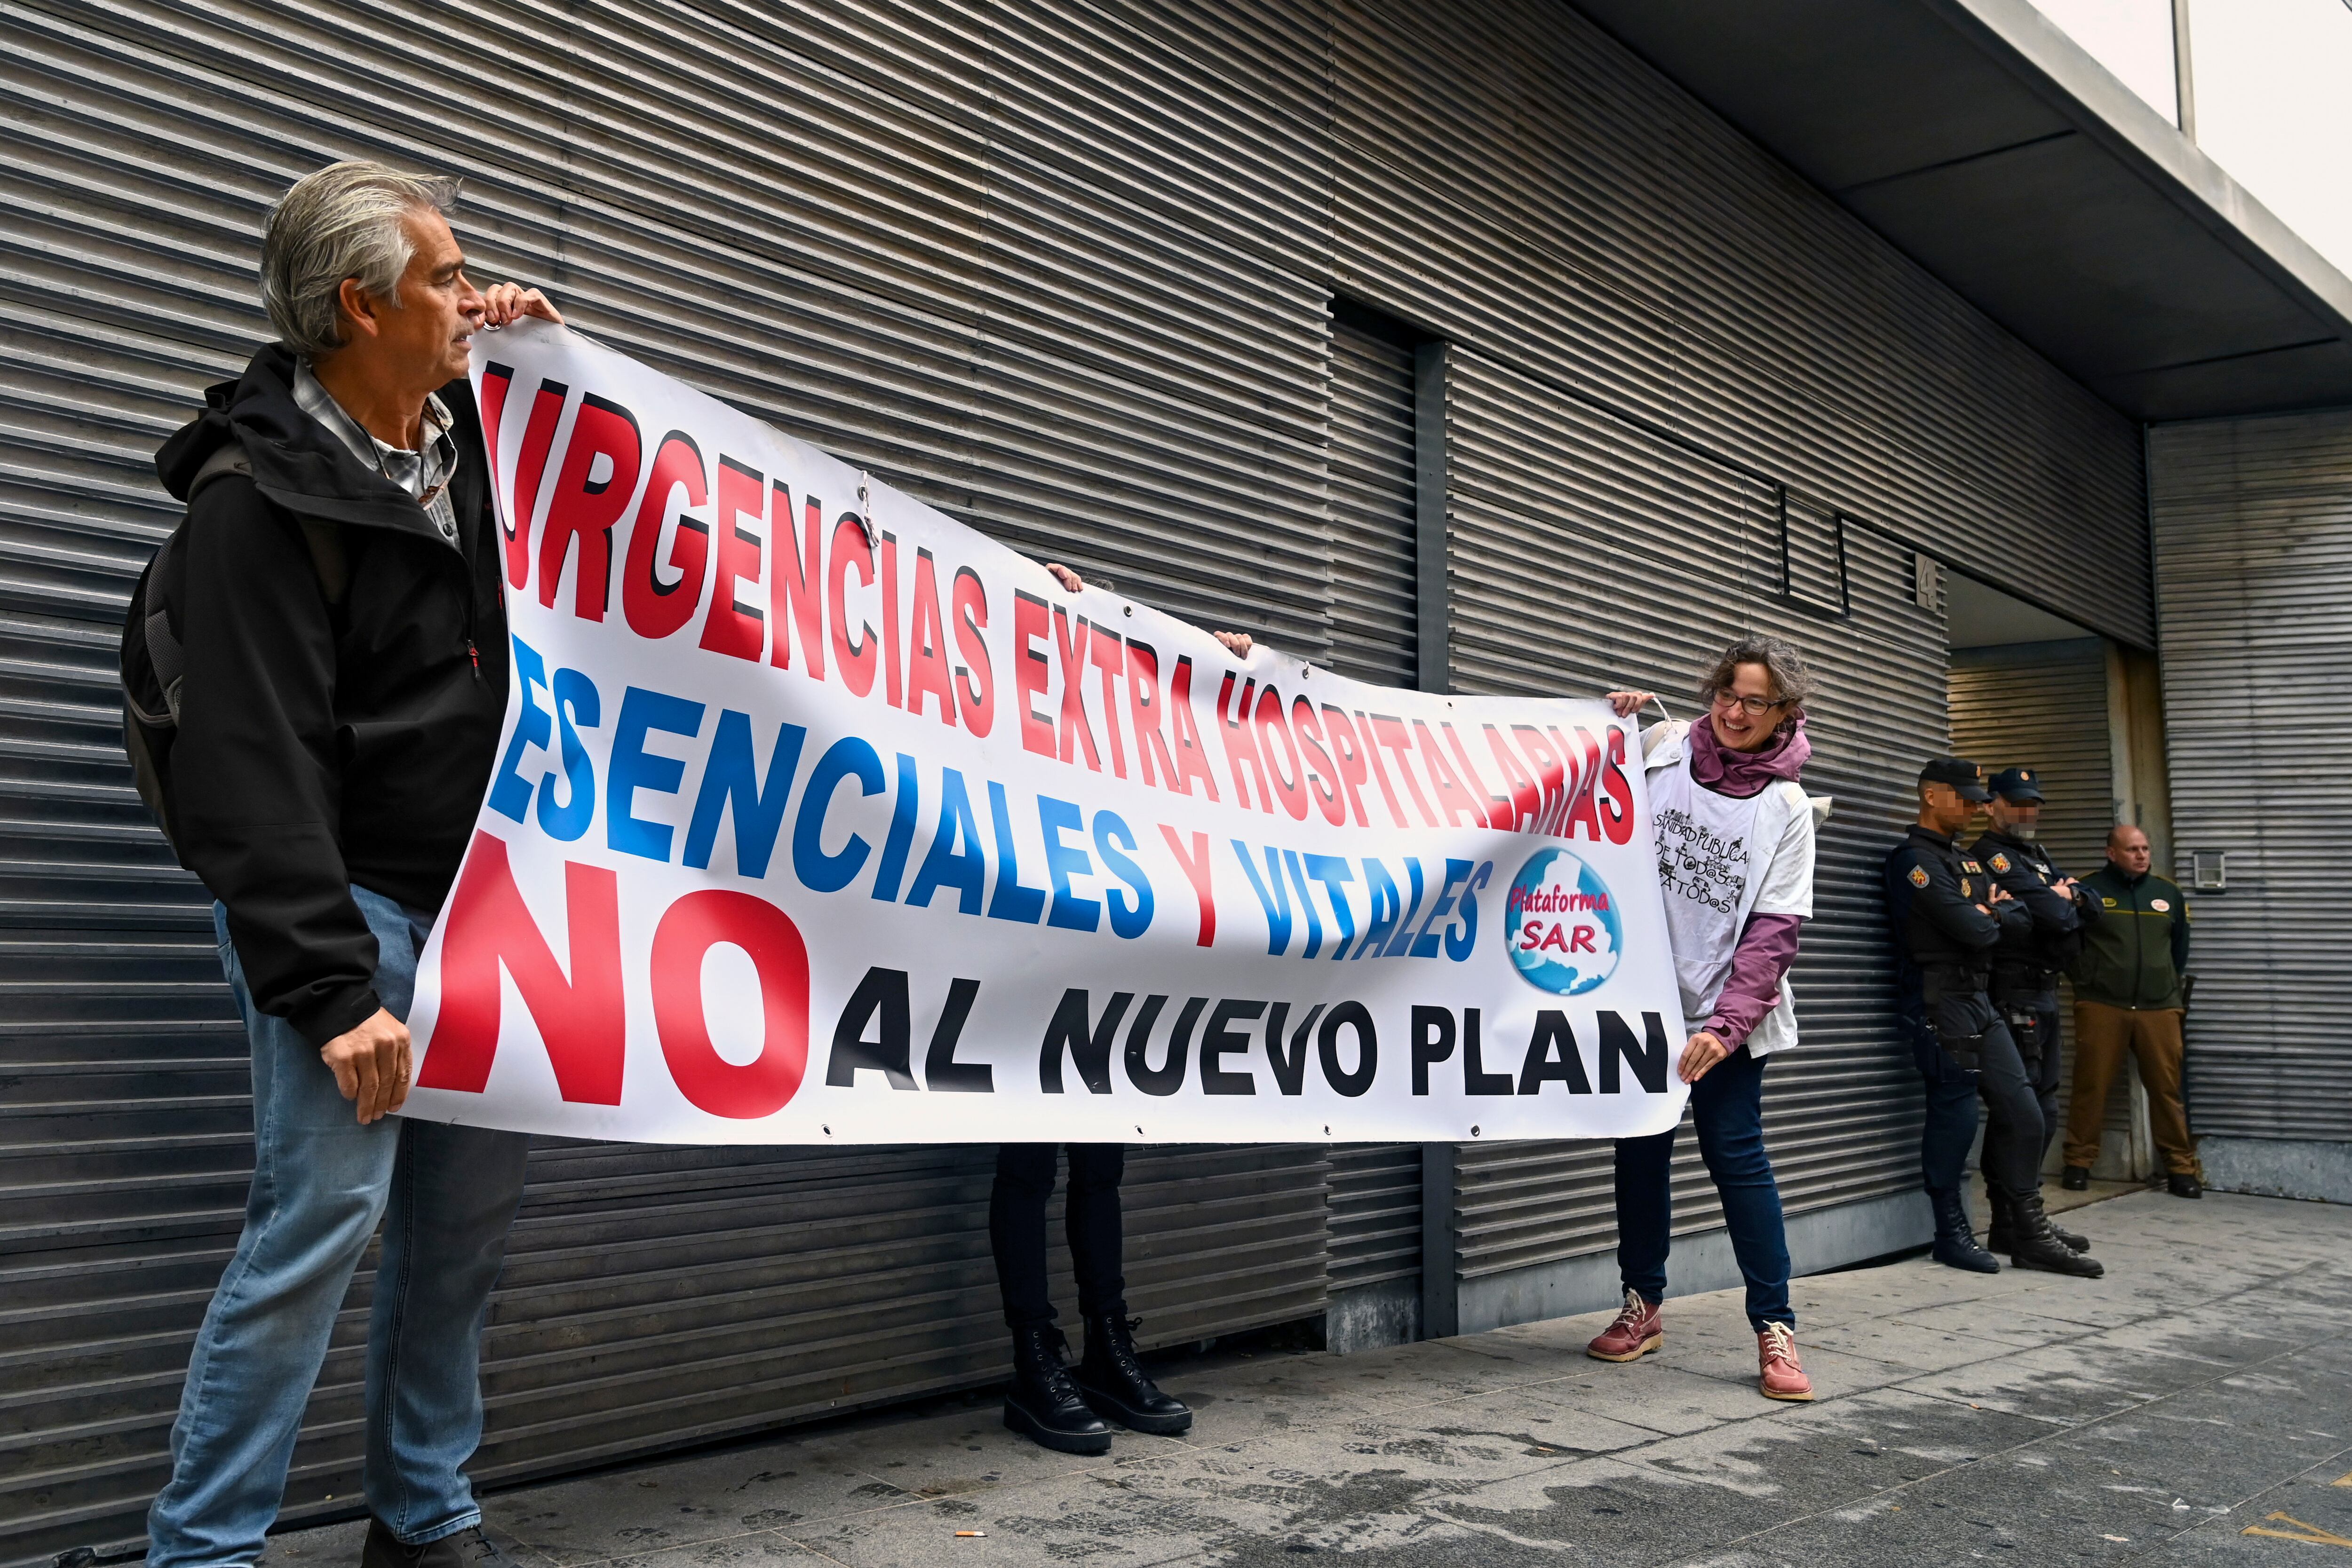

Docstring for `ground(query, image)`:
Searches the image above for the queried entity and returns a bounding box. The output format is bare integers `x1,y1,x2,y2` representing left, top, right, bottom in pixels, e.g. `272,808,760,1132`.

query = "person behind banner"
984,565,1195,1457
132,162,560,1568
1581,637,1820,1402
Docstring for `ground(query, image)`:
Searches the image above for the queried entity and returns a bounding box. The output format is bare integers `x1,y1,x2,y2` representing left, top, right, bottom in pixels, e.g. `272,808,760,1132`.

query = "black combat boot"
2004,1190,2104,1277
1003,1323,1113,1454
1928,1187,1998,1274
1988,1198,2087,1254
1075,1314,1193,1434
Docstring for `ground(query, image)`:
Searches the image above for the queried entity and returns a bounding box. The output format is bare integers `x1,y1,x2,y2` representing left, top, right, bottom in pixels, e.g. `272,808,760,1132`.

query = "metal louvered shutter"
1,3,1339,1562
2150,409,2352,1143
1325,0,2129,1322
1947,639,2136,1161
1325,314,1420,687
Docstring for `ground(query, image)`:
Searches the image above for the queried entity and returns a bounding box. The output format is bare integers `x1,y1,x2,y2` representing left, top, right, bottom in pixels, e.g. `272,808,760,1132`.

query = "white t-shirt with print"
1642,721,1816,1055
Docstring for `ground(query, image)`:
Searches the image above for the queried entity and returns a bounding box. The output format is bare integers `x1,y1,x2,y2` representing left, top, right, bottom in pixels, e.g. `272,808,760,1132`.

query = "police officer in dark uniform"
1883,759,2101,1278
1971,767,2098,1255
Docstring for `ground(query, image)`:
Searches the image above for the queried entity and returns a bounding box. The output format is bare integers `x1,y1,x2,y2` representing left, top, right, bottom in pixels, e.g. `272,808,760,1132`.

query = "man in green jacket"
2063,825,2201,1197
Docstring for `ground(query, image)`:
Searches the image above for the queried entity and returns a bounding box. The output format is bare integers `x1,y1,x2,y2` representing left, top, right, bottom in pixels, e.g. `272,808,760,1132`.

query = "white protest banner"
400,321,1689,1145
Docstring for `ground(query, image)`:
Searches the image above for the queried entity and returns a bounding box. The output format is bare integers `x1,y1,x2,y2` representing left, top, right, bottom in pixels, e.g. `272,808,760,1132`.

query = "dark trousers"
1917,1016,2043,1197
1613,1045,1792,1330
989,1143,1128,1330
1987,1005,2062,1179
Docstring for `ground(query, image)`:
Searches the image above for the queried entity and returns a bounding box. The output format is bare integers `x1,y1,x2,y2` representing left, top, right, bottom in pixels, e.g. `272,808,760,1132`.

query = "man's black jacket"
152,343,510,1045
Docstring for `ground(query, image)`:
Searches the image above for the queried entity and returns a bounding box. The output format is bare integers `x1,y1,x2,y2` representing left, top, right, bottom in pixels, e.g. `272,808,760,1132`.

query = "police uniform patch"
1962,860,1982,872
1990,853,2010,872
1959,878,1972,897
1908,865,1930,889
2152,898,2170,912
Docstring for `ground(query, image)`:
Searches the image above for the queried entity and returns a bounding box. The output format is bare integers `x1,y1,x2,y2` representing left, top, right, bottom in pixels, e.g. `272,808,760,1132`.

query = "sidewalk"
276,1189,2352,1567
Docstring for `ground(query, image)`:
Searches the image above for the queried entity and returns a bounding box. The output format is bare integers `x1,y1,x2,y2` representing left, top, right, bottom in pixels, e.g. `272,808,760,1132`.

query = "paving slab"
259,1188,2352,1567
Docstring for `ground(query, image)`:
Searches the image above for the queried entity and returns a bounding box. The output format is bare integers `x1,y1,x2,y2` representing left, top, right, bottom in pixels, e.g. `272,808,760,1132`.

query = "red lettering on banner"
539,393,643,621
1485,724,1543,830
507,380,567,590
879,532,905,709
1565,726,1606,842
769,491,826,679
620,431,711,640
1413,720,1486,829
1353,709,1411,828
1444,721,1513,828
1510,724,1565,833
951,566,994,737
696,456,766,660
1600,726,1636,845
1294,697,1344,827
1124,641,1177,789
1166,657,1219,800
1088,624,1128,780
1159,824,1217,946
1013,591,1055,758
1054,608,1102,771
478,363,515,513
648,888,810,1119
1254,685,1310,822
828,515,877,698
904,548,957,726
1318,705,1373,827
1217,673,1270,812
1368,715,1438,827
418,831,624,1103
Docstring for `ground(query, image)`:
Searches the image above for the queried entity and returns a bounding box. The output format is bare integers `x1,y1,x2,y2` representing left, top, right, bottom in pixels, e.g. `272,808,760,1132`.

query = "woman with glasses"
1584,636,1821,1402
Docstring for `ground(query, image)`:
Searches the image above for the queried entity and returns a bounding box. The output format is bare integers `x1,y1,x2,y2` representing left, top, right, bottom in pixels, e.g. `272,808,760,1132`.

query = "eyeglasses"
1710,689,1786,716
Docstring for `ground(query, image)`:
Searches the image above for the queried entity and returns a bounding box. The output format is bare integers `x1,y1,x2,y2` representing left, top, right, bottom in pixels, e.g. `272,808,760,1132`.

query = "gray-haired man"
140,162,557,1568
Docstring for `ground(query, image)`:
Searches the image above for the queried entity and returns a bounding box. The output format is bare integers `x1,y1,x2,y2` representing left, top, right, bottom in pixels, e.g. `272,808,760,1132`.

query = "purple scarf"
1687,713,1810,799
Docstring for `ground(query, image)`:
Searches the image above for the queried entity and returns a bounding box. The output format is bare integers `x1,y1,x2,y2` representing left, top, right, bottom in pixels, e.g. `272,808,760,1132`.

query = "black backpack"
120,443,349,848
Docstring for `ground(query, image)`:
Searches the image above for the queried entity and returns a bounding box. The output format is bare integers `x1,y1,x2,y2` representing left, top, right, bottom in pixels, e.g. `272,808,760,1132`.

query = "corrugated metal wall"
0,0,2153,1560
2150,409,2352,1143
1948,639,2133,1159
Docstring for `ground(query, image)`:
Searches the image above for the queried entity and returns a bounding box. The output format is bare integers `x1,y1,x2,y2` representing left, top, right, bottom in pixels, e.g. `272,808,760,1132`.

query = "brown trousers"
2064,1001,2200,1175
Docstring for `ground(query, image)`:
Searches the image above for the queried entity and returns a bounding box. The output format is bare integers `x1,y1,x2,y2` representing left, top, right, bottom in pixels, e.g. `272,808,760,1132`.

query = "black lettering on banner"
1039,988,1131,1095
1263,1001,1326,1095
1410,1005,1456,1095
1461,1006,1513,1095
1599,1010,1672,1094
1129,996,1203,1096
1200,999,1264,1095
1518,1011,1594,1094
1318,1001,1376,1097
827,966,917,1090
923,976,991,1093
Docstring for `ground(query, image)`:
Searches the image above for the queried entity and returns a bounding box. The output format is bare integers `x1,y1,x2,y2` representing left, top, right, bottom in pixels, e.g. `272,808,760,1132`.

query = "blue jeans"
1612,1045,1794,1330
146,887,531,1568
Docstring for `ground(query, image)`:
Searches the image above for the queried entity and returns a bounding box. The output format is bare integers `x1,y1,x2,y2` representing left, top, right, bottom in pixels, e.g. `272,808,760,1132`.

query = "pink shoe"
1757,1322,1814,1401
1586,1289,1663,1362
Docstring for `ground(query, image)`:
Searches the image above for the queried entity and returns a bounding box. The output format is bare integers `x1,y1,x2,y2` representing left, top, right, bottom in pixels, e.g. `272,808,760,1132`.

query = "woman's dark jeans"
989,1143,1128,1330
1612,1045,1793,1330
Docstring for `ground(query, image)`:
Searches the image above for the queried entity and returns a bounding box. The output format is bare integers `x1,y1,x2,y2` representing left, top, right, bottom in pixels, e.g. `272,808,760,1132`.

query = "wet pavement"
270,1187,2352,1567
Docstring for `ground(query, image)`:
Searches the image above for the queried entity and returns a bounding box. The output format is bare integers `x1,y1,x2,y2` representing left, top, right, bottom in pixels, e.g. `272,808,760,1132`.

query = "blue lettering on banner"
607,685,706,861
683,710,805,877
535,668,601,842
792,736,884,893
488,634,554,823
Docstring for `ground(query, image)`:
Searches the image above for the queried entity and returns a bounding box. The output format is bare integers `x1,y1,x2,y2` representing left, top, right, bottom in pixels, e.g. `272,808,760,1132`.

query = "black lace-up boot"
1988,1198,2087,1254
1003,1323,1112,1454
1074,1314,1193,1434
2005,1190,2105,1277
1929,1186,1999,1274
